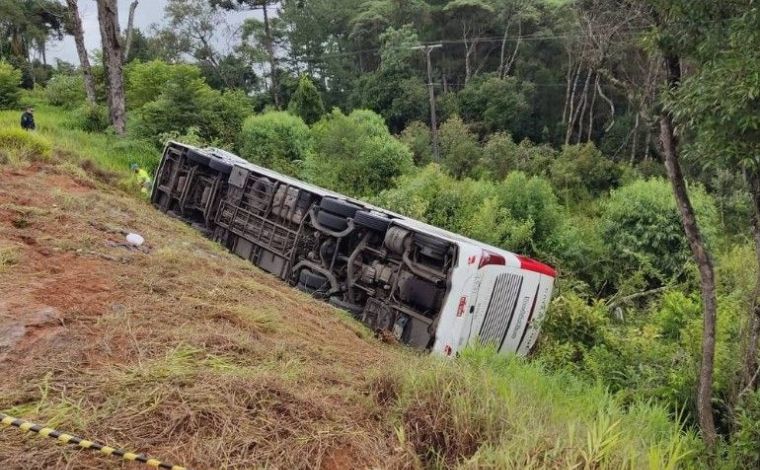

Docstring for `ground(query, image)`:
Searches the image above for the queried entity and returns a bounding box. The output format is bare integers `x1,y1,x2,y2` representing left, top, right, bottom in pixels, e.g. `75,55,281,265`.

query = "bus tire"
317,210,348,232
320,197,361,218
354,210,391,233
299,269,328,289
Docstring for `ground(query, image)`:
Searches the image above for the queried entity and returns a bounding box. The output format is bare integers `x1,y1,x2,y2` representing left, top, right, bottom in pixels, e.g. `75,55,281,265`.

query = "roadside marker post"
0,413,187,470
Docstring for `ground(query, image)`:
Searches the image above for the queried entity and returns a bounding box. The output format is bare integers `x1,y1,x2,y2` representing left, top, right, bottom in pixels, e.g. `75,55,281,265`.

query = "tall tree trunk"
587,73,599,142
573,68,593,144
66,0,96,104
96,0,126,135
660,53,718,449
262,3,279,109
565,63,582,145
462,24,472,85
504,21,521,78
630,111,640,164
124,1,139,61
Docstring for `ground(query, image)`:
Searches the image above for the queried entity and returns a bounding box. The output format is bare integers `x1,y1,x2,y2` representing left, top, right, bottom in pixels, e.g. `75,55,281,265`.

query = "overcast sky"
46,0,259,64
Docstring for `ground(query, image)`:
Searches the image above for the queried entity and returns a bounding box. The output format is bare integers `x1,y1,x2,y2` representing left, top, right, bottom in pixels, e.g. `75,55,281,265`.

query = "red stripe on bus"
517,255,557,278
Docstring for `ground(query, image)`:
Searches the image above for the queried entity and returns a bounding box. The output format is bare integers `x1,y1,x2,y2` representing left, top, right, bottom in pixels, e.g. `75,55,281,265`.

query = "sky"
46,0,259,64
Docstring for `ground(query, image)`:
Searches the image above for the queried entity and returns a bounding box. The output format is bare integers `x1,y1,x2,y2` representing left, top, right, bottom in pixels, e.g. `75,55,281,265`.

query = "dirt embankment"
0,163,412,469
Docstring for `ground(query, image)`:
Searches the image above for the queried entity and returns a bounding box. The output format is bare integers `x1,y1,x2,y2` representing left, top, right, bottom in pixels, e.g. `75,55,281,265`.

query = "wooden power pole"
413,44,442,161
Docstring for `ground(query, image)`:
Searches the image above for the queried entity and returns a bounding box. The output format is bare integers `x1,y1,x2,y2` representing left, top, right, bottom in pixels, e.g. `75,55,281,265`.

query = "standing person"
20,108,35,131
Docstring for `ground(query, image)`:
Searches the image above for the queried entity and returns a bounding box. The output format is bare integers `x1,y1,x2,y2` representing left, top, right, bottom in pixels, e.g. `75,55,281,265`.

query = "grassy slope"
0,107,703,469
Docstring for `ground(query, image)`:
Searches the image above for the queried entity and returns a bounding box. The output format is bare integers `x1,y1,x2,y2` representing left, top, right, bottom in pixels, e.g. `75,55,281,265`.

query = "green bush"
478,132,519,180
125,60,202,109
0,61,22,109
237,111,312,176
729,390,760,468
287,75,325,125
491,172,563,254
133,72,251,147
438,115,481,179
550,143,622,202
456,73,535,139
304,108,413,196
69,102,110,132
375,165,494,233
478,133,560,180
44,73,86,109
600,178,719,289
198,89,252,146
399,120,432,166
0,128,52,164
376,167,560,255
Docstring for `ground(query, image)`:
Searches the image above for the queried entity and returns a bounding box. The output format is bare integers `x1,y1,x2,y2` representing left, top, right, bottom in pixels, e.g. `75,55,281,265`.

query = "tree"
238,111,312,175
213,0,282,107
443,0,496,84
0,0,66,85
288,75,325,125
304,108,414,196
350,25,429,132
456,73,535,139
165,0,230,86
400,121,433,166
124,1,139,60
65,0,95,104
96,0,126,134
438,115,481,179
659,51,718,448
0,60,21,109
669,4,760,399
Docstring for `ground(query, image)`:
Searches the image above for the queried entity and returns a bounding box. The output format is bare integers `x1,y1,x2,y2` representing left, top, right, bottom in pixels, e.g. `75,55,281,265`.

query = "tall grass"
0,102,158,175
390,346,703,468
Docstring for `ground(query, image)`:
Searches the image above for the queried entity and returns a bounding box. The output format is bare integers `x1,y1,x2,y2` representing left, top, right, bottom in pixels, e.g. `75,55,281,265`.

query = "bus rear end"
432,246,556,357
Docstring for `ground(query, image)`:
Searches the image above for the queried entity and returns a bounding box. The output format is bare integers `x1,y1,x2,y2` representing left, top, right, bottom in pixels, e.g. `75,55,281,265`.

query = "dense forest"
2,0,760,466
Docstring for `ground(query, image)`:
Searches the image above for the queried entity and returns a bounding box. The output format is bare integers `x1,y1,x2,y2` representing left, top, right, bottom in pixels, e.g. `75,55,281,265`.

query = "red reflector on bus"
517,255,557,277
479,250,506,269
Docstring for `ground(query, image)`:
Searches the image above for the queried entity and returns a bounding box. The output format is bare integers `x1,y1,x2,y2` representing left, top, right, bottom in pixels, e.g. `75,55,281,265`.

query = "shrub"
399,121,433,166
44,73,86,108
601,178,719,290
0,61,22,109
479,131,518,180
304,108,413,196
237,111,312,175
438,115,481,179
0,128,52,164
550,143,622,202
491,172,563,254
70,102,110,132
198,89,252,146
133,72,251,147
729,390,760,468
287,75,325,125
125,60,202,109
456,73,534,139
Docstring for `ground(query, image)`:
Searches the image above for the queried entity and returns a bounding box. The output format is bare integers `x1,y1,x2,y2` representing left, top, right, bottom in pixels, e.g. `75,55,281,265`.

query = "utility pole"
413,44,442,161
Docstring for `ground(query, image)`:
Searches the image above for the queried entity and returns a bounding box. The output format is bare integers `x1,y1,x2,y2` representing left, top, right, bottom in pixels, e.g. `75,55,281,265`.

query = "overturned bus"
151,142,556,357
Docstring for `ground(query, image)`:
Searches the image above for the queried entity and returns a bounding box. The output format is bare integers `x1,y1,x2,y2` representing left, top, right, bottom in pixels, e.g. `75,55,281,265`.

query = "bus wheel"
354,210,391,233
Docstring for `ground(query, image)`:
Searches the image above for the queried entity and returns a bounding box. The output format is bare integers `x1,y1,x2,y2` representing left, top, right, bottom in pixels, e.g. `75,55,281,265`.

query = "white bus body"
151,142,556,356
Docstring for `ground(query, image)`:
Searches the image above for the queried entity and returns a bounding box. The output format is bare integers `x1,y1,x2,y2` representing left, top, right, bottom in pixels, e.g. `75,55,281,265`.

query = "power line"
285,27,652,63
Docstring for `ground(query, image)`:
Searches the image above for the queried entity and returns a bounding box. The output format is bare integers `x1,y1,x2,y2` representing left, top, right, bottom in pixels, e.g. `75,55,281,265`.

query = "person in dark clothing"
20,108,35,130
